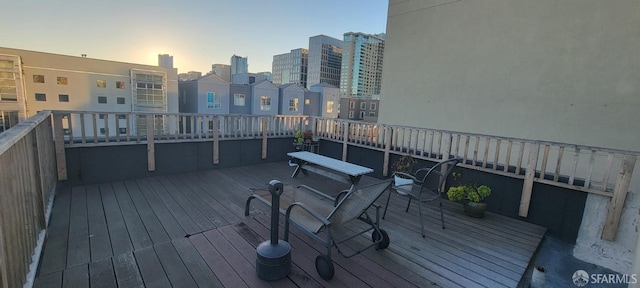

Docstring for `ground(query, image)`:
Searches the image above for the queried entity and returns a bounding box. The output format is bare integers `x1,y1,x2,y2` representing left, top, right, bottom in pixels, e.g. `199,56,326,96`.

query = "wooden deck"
34,162,546,288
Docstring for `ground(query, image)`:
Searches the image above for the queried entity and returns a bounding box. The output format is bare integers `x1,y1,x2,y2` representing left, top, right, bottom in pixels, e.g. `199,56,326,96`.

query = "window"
260,96,271,111
360,102,366,109
326,101,334,113
98,114,106,119
370,102,377,110
33,75,45,83
207,91,220,109
348,110,354,118
369,112,376,117
58,94,69,102
116,81,125,89
349,101,355,109
234,94,245,106
99,128,106,135
118,114,126,120
57,76,68,85
118,128,127,134
289,98,299,111
305,99,310,105
35,93,46,101
98,96,107,103
117,97,125,104
360,111,366,118
97,80,106,88
0,67,18,101
134,72,165,110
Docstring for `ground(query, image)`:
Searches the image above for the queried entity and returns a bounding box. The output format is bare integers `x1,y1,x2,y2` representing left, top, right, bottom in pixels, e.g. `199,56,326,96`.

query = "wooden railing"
51,111,308,179
0,111,57,288
312,117,639,240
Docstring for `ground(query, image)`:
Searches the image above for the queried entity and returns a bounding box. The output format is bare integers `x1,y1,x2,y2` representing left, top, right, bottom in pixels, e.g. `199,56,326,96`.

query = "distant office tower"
256,71,273,82
272,48,308,88
307,35,343,88
230,55,248,75
340,32,385,98
178,71,202,81
158,54,173,68
211,64,231,82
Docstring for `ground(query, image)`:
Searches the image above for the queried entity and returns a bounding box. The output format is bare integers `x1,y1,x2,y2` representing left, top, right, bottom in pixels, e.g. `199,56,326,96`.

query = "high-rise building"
307,35,343,88
256,71,273,82
158,54,173,68
230,55,248,75
211,64,231,82
340,32,385,98
272,48,308,88
178,71,203,81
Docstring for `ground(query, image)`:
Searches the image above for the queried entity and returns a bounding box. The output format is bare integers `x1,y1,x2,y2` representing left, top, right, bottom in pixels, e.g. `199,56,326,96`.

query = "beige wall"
379,0,640,274
379,0,640,152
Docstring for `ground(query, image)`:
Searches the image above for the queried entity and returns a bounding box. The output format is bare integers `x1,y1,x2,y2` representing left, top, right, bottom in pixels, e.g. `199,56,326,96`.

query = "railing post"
342,121,349,161
213,116,219,164
519,142,540,217
147,115,155,172
601,154,636,240
383,126,392,177
262,117,268,159
52,113,67,181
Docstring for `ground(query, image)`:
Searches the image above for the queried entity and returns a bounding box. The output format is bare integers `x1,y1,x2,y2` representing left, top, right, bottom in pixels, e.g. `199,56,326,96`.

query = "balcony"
1,111,637,287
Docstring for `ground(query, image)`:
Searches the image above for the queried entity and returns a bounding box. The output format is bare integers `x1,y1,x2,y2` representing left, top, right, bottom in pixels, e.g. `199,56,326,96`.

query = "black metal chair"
383,158,460,237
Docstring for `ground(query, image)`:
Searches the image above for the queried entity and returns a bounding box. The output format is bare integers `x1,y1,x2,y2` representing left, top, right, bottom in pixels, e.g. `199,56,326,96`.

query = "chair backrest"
324,179,393,228
416,158,460,192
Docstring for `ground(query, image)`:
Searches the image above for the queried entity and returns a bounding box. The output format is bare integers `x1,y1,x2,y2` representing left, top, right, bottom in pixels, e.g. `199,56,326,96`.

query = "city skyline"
2,0,388,74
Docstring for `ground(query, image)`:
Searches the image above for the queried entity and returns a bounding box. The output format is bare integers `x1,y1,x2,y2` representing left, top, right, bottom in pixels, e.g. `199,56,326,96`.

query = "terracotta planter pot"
464,201,487,218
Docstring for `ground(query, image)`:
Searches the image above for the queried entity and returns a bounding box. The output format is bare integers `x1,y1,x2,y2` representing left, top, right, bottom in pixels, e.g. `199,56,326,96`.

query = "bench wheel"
372,229,390,250
315,255,334,280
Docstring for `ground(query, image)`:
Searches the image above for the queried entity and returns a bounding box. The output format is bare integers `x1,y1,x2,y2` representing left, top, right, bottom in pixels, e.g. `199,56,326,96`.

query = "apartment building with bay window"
0,47,178,136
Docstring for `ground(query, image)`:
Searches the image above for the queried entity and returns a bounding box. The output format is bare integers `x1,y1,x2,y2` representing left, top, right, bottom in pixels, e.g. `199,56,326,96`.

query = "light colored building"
308,82,339,118
272,48,308,88
231,55,248,75
339,97,378,122
278,84,304,116
178,73,229,114
378,0,640,274
231,73,267,85
158,54,173,68
211,64,231,82
340,32,385,98
0,47,178,136
307,35,343,88
256,71,272,82
250,80,278,116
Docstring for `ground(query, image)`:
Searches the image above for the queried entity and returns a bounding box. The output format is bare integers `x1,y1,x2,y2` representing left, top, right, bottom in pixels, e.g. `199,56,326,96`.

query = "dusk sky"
2,0,388,74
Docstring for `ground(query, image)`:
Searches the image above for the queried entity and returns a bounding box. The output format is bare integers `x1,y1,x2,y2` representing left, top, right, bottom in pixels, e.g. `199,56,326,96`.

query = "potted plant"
390,154,416,195
446,171,492,217
293,130,305,150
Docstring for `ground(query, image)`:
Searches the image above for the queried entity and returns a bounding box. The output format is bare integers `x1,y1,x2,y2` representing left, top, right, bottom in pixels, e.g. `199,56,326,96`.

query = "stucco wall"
379,0,640,274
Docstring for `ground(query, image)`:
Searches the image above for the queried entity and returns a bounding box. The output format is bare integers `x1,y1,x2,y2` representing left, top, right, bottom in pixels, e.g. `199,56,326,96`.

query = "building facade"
178,74,230,114
278,84,304,115
340,32,385,98
158,54,173,68
0,47,178,136
308,83,339,118
272,48,308,88
378,0,640,274
339,97,379,123
307,35,343,88
230,55,248,75
178,71,202,81
211,64,231,82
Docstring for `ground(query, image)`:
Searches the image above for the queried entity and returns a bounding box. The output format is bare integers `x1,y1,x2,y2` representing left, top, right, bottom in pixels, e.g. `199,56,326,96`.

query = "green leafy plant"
391,154,416,175
294,130,304,145
446,172,492,203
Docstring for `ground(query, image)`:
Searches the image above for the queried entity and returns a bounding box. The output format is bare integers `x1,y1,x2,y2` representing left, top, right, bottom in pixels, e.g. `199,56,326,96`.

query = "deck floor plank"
66,186,90,268
89,258,117,288
35,161,546,288
98,183,134,256
123,180,171,245
85,184,113,263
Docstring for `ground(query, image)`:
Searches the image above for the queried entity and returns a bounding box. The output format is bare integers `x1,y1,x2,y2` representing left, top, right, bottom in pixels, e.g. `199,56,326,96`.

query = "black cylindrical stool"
256,180,291,280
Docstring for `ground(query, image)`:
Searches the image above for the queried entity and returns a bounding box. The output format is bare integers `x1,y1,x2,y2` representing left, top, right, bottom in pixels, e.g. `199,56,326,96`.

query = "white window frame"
360,102,366,109
359,111,366,118
349,101,355,109
370,102,377,110
207,91,220,109
349,110,354,118
289,98,299,112
234,94,245,106
326,100,334,113
260,96,271,111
